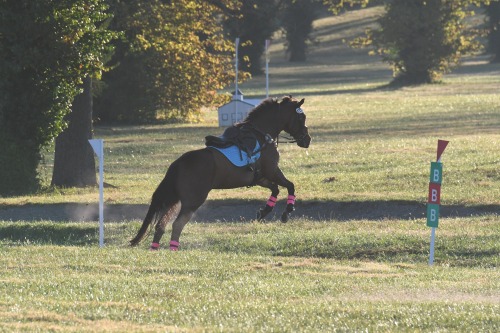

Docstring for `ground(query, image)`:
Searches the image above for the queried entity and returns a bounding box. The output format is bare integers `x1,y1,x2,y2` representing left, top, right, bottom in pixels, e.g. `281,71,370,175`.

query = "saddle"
205,125,259,158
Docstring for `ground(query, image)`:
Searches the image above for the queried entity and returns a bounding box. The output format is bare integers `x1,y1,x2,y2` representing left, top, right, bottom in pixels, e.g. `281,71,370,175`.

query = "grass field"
1,6,499,332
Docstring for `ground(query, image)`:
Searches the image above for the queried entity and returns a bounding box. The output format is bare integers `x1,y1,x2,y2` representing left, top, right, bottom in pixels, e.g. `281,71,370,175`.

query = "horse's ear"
280,96,291,104
298,98,305,107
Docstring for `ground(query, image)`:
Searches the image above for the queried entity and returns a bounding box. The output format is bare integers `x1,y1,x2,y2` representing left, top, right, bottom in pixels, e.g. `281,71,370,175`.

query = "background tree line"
0,0,498,195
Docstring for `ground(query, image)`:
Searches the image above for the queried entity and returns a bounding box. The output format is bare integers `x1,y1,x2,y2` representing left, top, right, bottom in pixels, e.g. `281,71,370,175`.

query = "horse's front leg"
273,168,296,223
256,178,279,221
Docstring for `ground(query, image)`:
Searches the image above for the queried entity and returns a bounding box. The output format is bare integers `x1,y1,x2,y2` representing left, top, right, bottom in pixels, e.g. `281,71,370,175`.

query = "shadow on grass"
0,200,497,223
0,222,98,246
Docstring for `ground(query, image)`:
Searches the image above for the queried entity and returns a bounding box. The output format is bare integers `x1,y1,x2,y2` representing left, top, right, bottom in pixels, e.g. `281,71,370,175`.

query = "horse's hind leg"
150,206,178,250
256,179,279,221
169,206,198,251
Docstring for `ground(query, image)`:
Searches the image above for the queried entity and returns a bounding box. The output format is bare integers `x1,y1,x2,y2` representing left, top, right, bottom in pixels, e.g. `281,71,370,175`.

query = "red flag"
436,140,449,162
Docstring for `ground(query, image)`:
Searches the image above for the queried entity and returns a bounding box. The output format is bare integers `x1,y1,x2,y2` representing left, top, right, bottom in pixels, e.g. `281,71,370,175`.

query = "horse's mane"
239,96,293,124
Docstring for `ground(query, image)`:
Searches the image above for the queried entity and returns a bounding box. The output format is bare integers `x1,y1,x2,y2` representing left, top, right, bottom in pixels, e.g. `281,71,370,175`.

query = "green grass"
1,217,499,332
1,6,499,332
1,215,498,331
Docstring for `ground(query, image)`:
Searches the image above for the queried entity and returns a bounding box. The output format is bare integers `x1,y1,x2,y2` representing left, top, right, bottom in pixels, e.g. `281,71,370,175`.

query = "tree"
94,0,237,123
0,0,115,195
352,0,487,85
223,0,283,75
487,1,500,62
282,0,321,62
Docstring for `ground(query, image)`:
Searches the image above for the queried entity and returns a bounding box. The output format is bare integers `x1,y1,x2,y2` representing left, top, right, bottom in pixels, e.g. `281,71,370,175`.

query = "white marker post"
265,39,271,98
234,38,240,121
235,37,240,98
89,139,104,247
427,140,449,265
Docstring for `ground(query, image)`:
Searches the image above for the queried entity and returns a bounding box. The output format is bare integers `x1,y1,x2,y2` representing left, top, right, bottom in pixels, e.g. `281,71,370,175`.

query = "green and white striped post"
427,140,449,265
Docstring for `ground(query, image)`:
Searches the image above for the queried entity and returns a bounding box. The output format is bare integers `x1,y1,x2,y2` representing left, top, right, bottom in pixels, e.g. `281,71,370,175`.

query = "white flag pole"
265,39,270,98
234,38,240,125
89,139,104,247
429,227,436,265
235,38,240,98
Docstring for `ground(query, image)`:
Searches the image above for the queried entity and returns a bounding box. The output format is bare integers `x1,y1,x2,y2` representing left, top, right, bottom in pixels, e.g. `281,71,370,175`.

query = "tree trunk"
51,76,97,187
283,0,318,62
488,2,500,62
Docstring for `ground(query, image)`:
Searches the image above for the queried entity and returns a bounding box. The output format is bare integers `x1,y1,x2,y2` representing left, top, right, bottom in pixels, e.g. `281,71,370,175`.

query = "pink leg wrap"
169,240,180,251
287,195,296,205
150,242,160,251
266,195,277,207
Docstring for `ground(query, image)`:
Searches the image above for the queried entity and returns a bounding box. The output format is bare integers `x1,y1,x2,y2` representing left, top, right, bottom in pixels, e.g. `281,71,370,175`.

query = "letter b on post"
427,204,439,228
428,183,441,204
430,162,442,184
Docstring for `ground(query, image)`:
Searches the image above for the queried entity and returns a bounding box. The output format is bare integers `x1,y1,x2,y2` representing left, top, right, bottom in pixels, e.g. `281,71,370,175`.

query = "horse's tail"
130,162,180,246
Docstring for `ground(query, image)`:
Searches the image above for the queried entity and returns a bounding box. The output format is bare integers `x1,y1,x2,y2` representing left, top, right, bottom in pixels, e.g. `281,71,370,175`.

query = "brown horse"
130,96,311,250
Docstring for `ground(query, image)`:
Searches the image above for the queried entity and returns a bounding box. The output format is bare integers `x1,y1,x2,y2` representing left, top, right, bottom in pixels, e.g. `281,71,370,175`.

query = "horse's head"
280,96,311,148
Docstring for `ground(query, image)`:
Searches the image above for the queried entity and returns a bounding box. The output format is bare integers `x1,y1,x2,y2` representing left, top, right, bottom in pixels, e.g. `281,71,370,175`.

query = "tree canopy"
351,0,489,85
223,0,282,75
95,0,237,123
0,0,115,194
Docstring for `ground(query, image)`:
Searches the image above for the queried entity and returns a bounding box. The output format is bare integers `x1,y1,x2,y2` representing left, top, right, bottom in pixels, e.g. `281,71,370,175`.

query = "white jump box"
218,94,260,127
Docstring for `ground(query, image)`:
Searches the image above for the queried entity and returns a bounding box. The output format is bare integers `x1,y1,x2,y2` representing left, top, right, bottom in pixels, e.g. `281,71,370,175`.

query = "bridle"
277,107,308,146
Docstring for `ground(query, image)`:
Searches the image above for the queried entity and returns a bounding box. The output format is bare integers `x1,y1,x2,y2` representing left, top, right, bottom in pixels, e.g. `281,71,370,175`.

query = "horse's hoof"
149,246,160,251
281,212,289,223
257,206,272,221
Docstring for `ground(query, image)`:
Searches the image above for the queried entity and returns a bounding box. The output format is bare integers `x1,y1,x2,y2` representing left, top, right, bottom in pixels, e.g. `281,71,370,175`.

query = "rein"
277,134,297,145
239,123,276,152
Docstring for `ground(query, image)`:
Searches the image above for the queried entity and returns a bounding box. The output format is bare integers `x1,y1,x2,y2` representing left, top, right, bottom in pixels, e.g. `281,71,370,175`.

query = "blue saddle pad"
209,141,261,167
